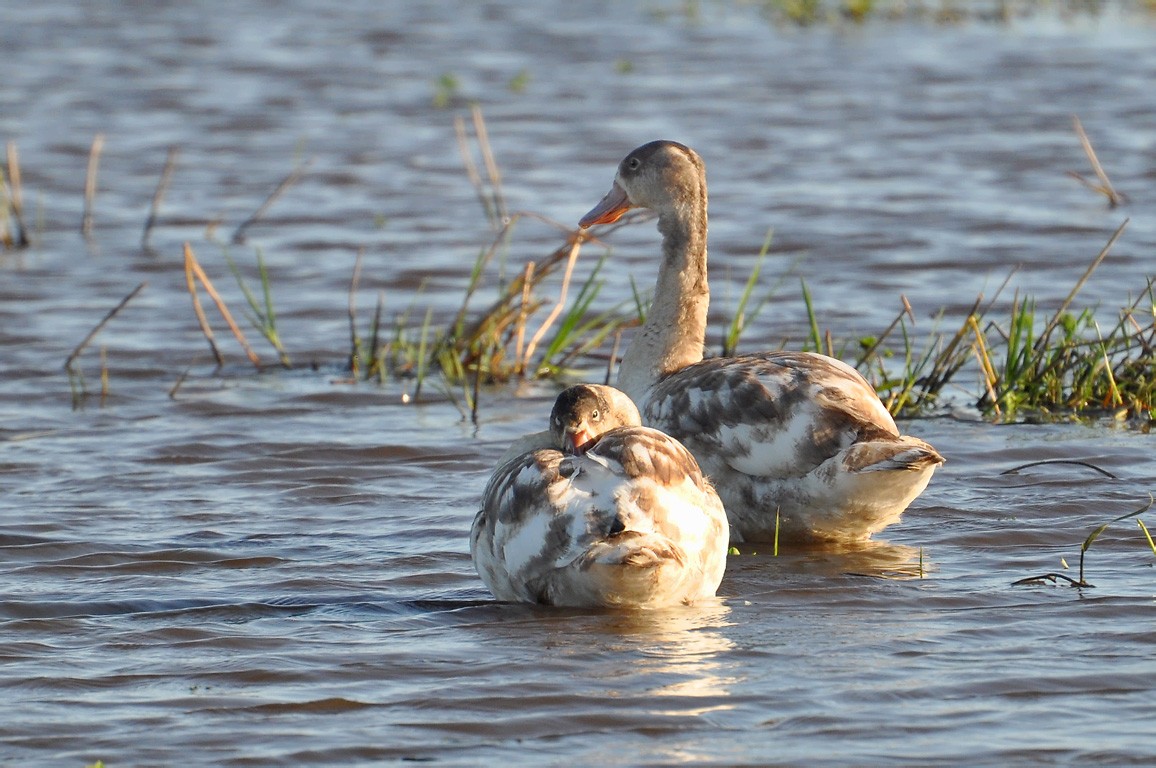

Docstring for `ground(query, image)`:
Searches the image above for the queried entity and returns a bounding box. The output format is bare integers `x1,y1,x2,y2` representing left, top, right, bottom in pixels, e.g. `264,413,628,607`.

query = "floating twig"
1000,459,1119,479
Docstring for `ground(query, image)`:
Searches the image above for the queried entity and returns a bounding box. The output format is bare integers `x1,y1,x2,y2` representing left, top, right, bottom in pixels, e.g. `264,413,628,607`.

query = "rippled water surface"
3,2,1156,765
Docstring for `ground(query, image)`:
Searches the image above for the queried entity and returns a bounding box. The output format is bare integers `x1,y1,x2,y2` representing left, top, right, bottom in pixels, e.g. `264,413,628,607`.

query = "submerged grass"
1013,493,1155,588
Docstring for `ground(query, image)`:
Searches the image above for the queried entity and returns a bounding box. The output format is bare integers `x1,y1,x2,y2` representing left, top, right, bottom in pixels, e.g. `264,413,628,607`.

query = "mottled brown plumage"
580,141,943,545
471,385,729,607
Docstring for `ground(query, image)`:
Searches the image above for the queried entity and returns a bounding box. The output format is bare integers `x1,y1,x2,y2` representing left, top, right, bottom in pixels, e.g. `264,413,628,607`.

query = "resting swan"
579,140,943,546
471,384,729,608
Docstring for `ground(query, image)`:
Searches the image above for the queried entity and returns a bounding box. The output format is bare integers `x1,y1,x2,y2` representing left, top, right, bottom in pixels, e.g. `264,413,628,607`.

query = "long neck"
617,194,709,404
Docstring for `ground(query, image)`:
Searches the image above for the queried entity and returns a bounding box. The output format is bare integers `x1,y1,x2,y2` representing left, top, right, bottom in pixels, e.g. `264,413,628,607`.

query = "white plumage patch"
472,426,728,608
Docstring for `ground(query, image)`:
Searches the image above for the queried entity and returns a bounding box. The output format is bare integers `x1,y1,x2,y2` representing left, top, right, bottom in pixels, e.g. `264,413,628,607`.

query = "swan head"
579,140,703,227
549,384,642,454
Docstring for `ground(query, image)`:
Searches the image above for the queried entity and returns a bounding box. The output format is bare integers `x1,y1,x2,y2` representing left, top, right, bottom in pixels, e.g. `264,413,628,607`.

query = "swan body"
579,140,943,545
471,384,729,607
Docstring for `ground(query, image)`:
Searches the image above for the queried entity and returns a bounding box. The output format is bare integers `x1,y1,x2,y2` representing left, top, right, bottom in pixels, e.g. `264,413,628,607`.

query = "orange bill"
579,182,632,227
568,428,594,454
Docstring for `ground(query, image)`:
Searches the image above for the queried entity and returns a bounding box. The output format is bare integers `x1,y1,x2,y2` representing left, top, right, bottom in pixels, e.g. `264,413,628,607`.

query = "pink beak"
567,428,595,454
579,182,632,228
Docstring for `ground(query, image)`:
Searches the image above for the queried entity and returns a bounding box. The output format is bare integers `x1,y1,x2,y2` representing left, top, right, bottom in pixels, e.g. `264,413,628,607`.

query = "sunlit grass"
28,107,1149,427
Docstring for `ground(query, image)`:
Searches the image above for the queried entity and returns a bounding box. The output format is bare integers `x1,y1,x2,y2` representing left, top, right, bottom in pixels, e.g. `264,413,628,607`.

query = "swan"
578,140,943,546
471,384,729,607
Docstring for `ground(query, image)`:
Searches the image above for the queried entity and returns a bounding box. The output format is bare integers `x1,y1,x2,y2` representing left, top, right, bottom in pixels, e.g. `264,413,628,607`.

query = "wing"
642,352,899,480
582,426,728,547
471,449,624,603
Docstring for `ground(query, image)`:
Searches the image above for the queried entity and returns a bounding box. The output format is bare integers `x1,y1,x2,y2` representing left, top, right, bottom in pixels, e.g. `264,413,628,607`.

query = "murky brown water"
3,2,1156,764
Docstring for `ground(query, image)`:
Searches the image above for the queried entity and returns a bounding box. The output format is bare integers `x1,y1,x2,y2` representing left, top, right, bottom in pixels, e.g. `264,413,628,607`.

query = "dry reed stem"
1070,115,1125,208
1031,218,1128,359
64,281,147,372
169,363,194,399
605,329,622,385
142,146,179,248
82,133,104,237
100,346,109,406
513,261,534,372
6,142,29,247
454,115,493,225
183,243,262,368
855,295,914,368
183,245,225,367
348,249,364,375
521,235,583,371
232,160,312,244
969,315,1000,416
454,107,507,229
471,104,507,224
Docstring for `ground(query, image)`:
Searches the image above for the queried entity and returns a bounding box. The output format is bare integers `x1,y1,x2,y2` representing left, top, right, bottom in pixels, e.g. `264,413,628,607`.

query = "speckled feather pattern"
471,425,729,608
580,141,944,545
643,352,942,543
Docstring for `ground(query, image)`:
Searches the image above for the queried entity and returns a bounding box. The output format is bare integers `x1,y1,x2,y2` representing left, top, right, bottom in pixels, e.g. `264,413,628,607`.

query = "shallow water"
3,2,1156,765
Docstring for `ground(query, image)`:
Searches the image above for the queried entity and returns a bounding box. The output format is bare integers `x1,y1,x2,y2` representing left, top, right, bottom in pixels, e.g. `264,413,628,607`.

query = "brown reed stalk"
100,346,110,406
142,146,179,249
64,281,147,372
856,295,914,369
969,315,1000,417
1069,115,1126,208
369,290,385,381
184,246,225,367
348,249,364,376
231,159,312,244
513,261,534,372
605,329,622,385
183,242,261,368
1030,218,1127,361
82,133,104,237
472,104,507,224
454,106,507,229
521,235,582,370
455,115,494,226
6,142,29,247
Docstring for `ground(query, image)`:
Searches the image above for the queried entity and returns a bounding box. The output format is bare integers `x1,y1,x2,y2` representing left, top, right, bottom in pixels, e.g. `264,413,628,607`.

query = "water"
3,2,1156,764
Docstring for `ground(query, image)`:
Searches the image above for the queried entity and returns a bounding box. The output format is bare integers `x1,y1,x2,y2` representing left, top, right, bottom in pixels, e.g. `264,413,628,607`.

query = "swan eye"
626,157,641,171
590,409,600,421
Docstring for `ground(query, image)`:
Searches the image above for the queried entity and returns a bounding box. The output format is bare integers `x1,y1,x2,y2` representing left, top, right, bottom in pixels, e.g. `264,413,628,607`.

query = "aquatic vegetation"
19,105,1149,428
182,243,262,370
1013,493,1155,588
759,0,1154,26
853,219,1154,424
64,282,148,409
0,142,30,248
81,133,104,239
224,246,292,368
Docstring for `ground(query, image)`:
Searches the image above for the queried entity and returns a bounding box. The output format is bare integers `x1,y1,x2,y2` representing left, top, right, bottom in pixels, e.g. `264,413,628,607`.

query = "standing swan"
471,384,729,608
579,140,943,546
